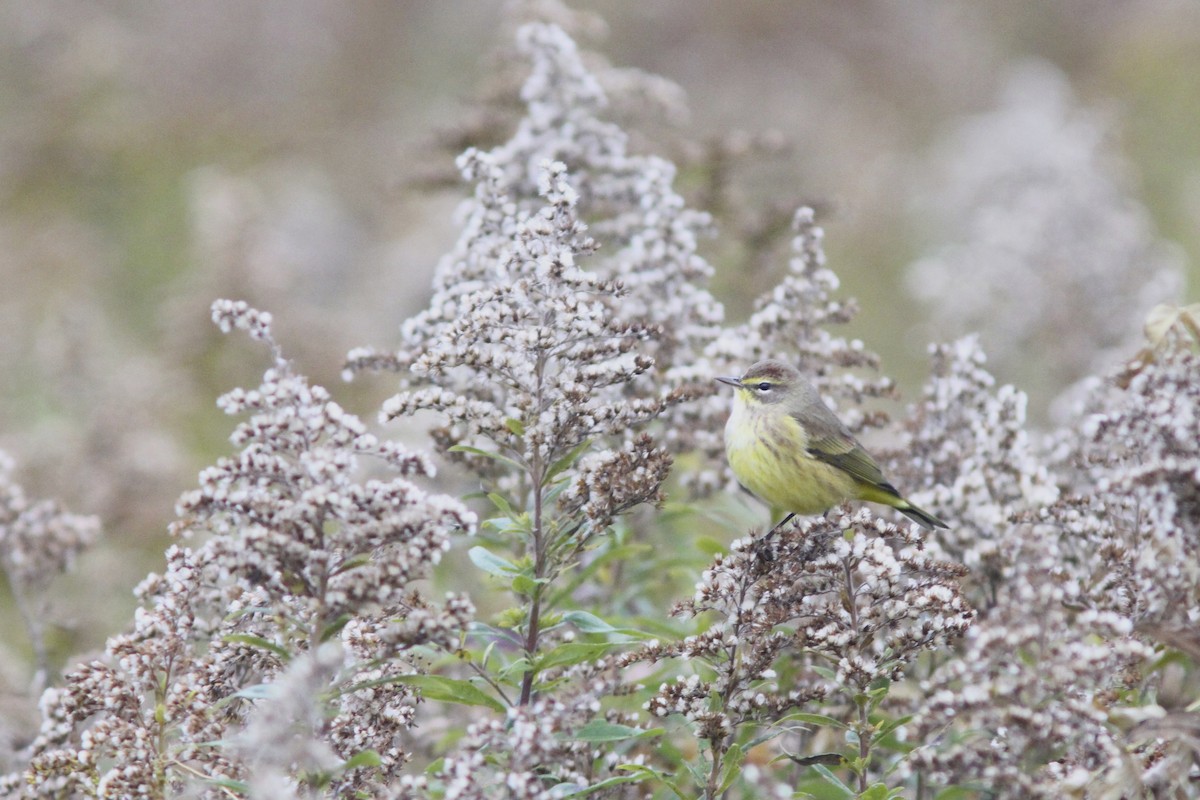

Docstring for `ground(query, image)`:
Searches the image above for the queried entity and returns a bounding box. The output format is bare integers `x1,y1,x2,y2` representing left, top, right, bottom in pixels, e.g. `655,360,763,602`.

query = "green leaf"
616,764,687,800
746,727,789,750
562,610,618,634
536,642,614,672
448,444,525,471
875,714,913,740
232,683,277,700
543,478,572,506
556,609,652,642
204,777,251,793
811,665,838,682
338,673,422,698
781,752,844,768
320,613,352,642
783,712,850,731
859,784,890,800
571,720,662,743
682,759,709,789
511,574,543,596
487,492,518,518
505,417,526,436
812,764,855,797
496,607,526,630
390,675,505,713
341,749,383,771
552,773,647,797
546,438,592,482
866,679,892,711
718,743,746,795
332,552,373,575
469,546,519,577
498,656,531,681
484,515,526,536
221,633,292,662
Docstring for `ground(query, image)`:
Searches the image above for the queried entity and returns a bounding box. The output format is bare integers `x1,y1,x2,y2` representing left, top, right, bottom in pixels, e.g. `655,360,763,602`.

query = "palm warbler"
717,359,947,530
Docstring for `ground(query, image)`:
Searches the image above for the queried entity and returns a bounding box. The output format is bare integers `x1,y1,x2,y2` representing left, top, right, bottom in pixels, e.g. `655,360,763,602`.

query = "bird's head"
716,359,804,407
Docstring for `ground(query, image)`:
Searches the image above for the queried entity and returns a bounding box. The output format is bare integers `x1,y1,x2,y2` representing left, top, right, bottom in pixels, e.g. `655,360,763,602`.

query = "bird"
716,359,947,531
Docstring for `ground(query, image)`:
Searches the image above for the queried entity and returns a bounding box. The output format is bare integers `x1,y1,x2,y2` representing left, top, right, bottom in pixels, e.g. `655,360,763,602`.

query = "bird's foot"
767,512,795,537
752,513,795,563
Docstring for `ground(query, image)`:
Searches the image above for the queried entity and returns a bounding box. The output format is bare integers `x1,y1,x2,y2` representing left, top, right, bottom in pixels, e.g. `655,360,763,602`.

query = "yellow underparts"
724,392,859,515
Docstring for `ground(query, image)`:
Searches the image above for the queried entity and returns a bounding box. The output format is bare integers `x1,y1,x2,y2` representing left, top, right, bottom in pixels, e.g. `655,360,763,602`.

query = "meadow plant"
0,453,98,772
899,336,1060,599
906,60,1183,397
5,10,1199,800
8,301,473,797
903,313,1200,798
636,509,971,797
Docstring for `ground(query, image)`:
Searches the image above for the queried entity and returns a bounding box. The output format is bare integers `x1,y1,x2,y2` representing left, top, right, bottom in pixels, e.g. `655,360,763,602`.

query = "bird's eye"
757,382,772,392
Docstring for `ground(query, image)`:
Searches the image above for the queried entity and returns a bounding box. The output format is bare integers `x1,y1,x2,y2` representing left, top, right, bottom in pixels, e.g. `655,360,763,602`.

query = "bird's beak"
715,376,742,388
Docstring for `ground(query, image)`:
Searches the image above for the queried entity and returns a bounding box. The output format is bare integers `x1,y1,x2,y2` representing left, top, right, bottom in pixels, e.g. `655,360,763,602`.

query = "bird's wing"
807,435,891,489
796,407,895,493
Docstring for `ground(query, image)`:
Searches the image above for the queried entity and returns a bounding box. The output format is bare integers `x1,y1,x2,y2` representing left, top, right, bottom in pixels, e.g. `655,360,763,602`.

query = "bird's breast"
723,395,854,515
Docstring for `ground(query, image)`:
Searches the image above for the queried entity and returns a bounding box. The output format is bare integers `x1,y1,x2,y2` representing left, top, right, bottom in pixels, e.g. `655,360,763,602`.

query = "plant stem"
842,555,872,793
518,581,542,706
704,567,758,800
856,696,871,793
705,744,723,800
9,583,49,693
519,354,548,707
516,453,547,706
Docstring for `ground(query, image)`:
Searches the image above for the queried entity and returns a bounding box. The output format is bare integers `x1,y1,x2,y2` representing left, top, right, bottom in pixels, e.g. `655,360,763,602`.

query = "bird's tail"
858,482,949,530
896,501,948,530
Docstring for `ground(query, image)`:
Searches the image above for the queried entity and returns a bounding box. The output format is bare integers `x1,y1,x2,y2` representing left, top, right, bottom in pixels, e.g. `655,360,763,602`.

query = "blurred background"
0,0,1197,677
